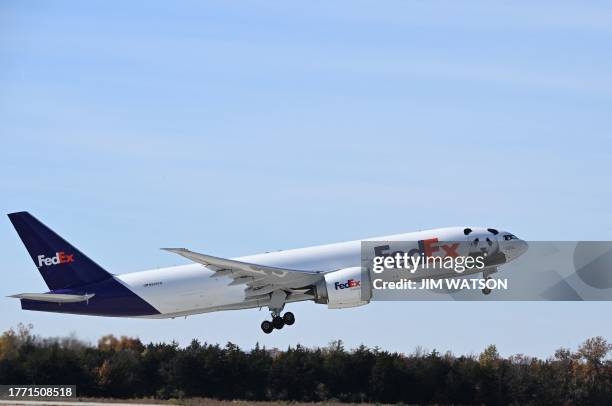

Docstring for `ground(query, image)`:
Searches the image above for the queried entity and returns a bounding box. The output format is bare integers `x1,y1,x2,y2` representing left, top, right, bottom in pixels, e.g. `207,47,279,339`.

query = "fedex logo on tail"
335,279,361,290
37,252,74,267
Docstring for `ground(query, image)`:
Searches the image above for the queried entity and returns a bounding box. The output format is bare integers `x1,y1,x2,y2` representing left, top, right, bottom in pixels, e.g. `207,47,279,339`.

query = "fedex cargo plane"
7,212,527,334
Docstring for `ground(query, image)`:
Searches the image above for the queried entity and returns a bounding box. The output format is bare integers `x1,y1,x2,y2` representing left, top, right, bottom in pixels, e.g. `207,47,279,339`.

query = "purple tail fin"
8,212,112,290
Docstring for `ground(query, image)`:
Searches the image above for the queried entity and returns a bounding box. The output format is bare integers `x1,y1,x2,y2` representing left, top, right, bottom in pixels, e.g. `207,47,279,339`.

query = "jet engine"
314,266,371,309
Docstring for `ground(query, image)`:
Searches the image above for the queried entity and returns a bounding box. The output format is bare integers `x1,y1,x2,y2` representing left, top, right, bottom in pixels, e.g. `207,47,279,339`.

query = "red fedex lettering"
441,243,460,257
58,251,75,264
37,252,75,267
422,238,440,257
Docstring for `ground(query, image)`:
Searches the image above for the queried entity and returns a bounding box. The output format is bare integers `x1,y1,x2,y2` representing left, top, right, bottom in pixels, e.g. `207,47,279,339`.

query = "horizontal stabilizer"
8,293,95,303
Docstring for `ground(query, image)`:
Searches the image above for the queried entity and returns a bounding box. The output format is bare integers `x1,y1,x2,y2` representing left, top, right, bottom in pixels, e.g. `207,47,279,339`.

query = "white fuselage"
115,227,525,318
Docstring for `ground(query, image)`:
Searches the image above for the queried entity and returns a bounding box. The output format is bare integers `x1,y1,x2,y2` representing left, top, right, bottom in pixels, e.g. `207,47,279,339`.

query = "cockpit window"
503,234,518,241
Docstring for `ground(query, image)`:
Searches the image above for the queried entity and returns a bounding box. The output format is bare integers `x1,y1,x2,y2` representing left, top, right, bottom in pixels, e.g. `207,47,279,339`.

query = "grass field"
73,400,378,406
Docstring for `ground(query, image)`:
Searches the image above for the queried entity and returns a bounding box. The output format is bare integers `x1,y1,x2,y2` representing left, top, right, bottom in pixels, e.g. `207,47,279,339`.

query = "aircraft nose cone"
517,240,529,256
501,239,528,261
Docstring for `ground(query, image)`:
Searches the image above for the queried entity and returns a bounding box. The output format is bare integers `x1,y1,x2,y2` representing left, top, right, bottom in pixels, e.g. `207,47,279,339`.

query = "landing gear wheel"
482,276,492,295
261,320,274,334
283,312,295,326
272,316,285,329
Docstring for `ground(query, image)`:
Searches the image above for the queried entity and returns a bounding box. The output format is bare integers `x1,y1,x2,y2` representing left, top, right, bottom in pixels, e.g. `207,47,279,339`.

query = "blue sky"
1,0,612,357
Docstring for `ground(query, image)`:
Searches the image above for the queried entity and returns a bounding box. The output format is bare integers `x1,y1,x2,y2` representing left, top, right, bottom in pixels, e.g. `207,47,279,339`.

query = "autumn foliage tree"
0,325,610,404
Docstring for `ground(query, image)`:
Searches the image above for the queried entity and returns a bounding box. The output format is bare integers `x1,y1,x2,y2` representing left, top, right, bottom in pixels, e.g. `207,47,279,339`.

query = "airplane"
7,212,528,334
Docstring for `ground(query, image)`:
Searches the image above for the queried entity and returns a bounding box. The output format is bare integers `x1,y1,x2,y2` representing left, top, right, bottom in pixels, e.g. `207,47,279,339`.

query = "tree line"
1,324,611,404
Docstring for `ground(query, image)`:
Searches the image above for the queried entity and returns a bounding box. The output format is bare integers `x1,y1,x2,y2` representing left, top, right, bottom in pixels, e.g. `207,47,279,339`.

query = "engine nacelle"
314,267,371,309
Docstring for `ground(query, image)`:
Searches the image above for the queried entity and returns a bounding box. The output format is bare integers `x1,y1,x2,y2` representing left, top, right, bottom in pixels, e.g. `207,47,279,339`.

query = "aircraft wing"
161,248,322,298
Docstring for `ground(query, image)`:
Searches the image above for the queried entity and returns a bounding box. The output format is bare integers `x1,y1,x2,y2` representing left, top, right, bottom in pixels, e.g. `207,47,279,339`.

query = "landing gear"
481,269,496,296
482,277,492,295
272,316,285,329
283,312,295,325
262,291,295,333
261,311,296,333
261,320,274,334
